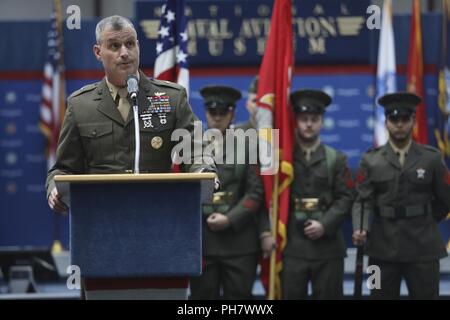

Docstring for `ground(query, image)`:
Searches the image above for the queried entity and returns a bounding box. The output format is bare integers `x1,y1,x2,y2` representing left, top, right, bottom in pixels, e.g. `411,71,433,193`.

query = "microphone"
126,74,139,104
127,74,140,174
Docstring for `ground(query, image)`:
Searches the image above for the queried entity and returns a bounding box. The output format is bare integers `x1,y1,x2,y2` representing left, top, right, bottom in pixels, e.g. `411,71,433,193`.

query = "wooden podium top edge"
54,172,216,183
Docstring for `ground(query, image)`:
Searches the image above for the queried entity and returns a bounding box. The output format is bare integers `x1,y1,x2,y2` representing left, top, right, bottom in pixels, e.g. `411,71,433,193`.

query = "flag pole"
51,0,64,254
268,152,280,300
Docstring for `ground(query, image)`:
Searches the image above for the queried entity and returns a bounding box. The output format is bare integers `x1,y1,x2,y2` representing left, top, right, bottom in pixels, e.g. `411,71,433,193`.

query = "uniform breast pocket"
313,171,329,189
407,168,432,192
78,122,115,164
372,172,395,194
139,111,175,143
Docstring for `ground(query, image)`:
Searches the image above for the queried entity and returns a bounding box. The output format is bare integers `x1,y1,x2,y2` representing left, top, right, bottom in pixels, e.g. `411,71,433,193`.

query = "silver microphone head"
127,74,139,99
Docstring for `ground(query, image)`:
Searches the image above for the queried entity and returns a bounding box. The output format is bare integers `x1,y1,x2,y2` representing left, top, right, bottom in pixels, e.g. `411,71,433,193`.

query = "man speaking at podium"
46,15,216,212
44,15,216,299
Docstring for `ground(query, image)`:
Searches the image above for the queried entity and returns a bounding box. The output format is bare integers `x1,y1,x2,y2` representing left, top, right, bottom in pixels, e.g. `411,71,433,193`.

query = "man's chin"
391,134,410,142
118,65,137,75
299,134,318,143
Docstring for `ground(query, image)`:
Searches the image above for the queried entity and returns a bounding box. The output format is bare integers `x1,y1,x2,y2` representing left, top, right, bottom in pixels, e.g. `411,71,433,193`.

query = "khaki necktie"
304,150,311,162
396,151,406,167
117,88,130,121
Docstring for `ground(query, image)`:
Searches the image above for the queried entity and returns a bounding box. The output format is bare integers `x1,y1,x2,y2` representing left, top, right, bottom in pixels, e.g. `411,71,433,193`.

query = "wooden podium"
54,173,215,299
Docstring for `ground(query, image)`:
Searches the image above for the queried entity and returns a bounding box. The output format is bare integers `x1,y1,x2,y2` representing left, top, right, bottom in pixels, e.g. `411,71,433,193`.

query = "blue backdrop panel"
1,72,447,249
0,80,69,247
70,181,202,278
0,5,446,71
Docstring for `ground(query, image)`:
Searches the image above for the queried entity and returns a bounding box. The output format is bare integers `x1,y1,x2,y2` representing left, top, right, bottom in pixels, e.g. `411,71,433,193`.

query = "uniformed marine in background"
352,92,450,299
282,89,354,299
235,76,275,259
237,76,259,131
189,85,270,300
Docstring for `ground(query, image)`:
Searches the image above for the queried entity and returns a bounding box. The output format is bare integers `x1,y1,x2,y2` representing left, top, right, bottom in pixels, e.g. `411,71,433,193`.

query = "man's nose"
119,45,129,58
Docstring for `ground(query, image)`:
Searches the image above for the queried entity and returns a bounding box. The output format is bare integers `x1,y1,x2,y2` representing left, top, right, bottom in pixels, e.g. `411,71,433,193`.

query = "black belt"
375,204,430,219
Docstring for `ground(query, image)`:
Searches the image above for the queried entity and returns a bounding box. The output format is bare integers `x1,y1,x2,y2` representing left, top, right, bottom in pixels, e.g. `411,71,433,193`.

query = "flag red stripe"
154,67,177,82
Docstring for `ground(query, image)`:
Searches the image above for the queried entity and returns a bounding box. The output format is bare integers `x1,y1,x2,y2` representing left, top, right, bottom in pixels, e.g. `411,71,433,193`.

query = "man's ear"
93,44,101,61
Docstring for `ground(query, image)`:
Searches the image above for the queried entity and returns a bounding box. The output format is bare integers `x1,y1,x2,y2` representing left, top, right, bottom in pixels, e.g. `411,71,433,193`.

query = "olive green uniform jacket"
46,70,215,196
284,143,355,260
352,142,450,262
201,127,268,256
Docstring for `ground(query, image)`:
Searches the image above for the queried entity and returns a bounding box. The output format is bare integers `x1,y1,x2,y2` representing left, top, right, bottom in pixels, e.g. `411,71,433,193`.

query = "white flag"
375,0,397,146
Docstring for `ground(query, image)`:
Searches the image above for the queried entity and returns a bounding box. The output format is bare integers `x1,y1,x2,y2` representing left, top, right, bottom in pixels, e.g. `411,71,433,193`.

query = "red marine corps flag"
407,0,429,144
256,0,295,300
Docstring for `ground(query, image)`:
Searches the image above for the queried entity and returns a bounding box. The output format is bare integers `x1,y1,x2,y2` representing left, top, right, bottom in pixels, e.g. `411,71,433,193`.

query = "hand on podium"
198,168,220,191
213,174,220,191
48,187,68,213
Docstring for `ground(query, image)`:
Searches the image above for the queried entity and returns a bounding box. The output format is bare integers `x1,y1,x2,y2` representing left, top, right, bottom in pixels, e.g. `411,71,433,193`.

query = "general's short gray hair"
95,15,136,44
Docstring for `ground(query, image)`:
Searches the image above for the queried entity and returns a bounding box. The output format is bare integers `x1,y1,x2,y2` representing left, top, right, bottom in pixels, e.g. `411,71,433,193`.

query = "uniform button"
91,130,97,137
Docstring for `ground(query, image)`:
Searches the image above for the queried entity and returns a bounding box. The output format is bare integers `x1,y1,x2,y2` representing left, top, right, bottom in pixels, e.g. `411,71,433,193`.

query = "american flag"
39,0,66,170
154,0,189,93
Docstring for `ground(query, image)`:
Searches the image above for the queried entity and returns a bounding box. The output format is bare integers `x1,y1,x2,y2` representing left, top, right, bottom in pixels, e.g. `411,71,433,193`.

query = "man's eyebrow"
106,36,136,44
105,38,118,45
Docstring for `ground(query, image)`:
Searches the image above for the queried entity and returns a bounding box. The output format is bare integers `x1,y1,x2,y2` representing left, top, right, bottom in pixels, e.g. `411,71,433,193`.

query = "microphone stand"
130,94,140,174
